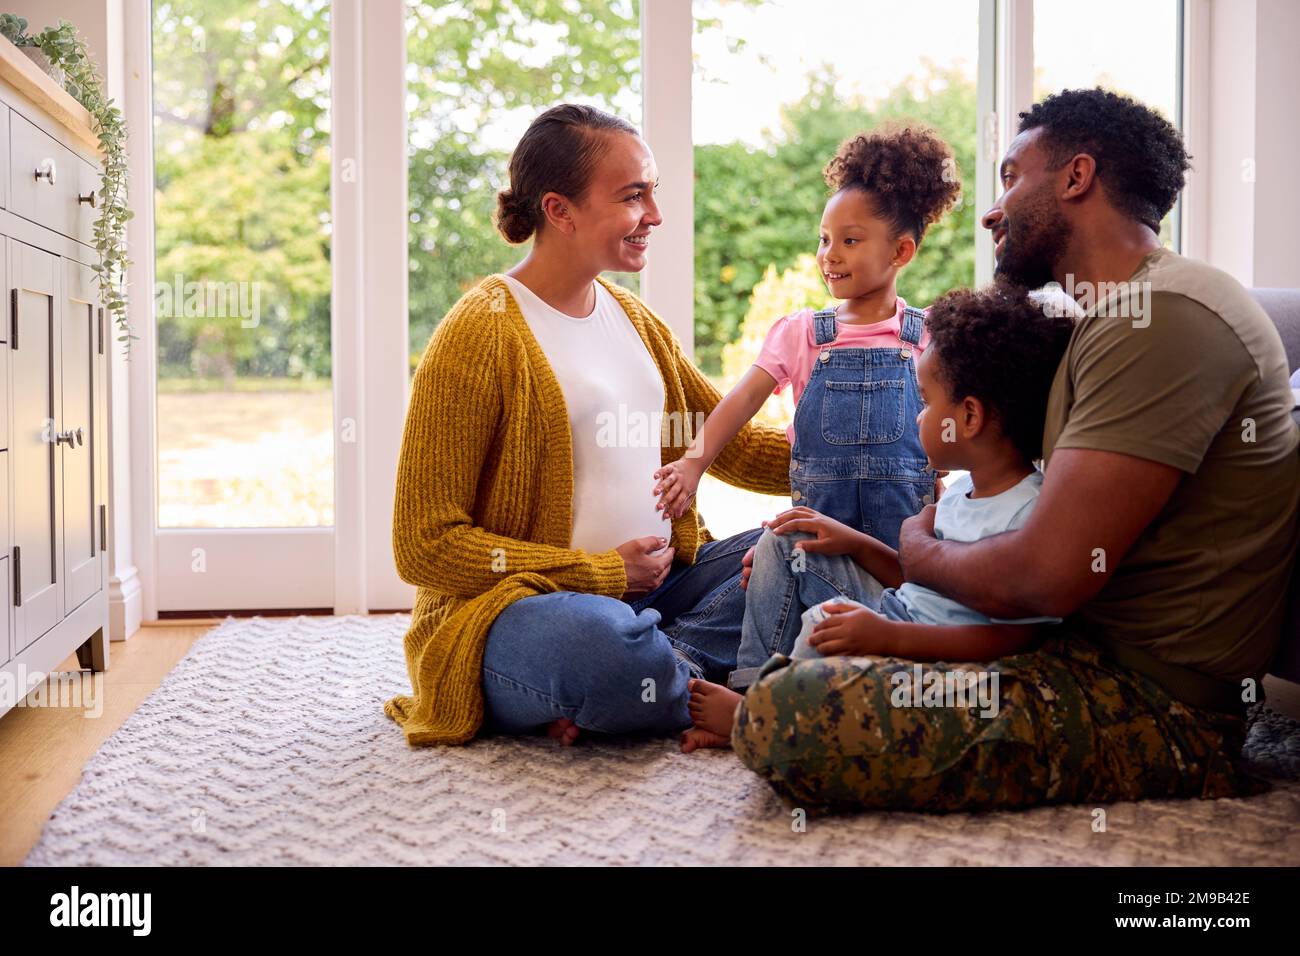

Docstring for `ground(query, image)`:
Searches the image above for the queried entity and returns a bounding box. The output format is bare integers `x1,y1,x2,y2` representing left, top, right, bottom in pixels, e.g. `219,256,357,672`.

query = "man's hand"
897,504,938,581
895,449,1183,620
766,506,865,557
807,602,896,656
740,544,756,590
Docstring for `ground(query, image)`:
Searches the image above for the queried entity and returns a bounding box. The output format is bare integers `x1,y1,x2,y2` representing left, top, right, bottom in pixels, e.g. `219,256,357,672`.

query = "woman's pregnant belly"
572,421,670,548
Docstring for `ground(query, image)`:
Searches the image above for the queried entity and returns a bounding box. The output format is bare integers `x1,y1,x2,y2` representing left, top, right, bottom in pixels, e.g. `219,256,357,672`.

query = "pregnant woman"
385,104,790,746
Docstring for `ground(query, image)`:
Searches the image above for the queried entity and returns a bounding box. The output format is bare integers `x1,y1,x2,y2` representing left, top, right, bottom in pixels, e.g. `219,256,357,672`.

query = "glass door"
150,0,334,613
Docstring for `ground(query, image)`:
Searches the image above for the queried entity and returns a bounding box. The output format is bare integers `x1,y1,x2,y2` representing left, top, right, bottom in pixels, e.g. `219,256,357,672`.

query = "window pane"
153,0,333,528
693,0,980,536
1034,0,1182,247
406,0,642,374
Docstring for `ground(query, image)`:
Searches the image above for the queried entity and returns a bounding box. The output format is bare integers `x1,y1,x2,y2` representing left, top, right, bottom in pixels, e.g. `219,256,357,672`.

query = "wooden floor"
0,621,219,867
2,619,1299,867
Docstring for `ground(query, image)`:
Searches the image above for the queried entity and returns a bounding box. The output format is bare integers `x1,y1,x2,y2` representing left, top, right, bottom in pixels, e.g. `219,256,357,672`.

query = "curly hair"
923,282,1076,463
495,104,639,244
1017,88,1190,232
823,122,962,243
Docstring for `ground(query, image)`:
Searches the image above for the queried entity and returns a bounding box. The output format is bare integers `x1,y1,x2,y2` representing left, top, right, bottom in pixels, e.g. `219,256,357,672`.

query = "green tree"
718,253,825,428
153,0,331,381
155,131,330,380
693,62,978,374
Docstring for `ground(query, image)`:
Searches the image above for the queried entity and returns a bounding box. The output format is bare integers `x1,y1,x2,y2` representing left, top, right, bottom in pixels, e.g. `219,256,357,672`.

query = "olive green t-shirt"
1042,247,1300,688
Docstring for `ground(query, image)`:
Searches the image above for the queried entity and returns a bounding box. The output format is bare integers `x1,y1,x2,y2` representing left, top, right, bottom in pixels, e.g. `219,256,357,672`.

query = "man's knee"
731,657,894,805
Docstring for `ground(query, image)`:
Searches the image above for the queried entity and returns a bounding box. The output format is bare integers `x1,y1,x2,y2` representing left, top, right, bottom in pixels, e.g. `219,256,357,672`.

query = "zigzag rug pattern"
23,614,1300,866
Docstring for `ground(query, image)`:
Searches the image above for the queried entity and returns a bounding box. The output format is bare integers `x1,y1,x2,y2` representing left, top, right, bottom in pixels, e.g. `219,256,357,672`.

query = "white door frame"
332,0,412,614
639,0,694,350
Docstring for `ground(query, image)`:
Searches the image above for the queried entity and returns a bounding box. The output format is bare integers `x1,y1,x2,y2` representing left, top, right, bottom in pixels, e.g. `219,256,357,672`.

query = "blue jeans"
480,527,764,737
728,528,895,689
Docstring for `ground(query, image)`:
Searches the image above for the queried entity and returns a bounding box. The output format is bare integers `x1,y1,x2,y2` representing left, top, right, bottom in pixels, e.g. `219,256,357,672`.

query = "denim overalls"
787,305,935,550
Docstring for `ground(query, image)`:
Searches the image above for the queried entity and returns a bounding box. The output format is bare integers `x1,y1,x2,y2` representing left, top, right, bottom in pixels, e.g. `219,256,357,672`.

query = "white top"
894,470,1061,626
501,274,667,555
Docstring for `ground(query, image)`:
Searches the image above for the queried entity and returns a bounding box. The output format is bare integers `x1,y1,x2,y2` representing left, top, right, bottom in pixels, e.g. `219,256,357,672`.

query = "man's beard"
994,188,1072,290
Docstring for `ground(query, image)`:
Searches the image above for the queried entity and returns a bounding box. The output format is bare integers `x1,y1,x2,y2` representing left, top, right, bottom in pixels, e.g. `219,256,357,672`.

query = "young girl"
653,123,963,549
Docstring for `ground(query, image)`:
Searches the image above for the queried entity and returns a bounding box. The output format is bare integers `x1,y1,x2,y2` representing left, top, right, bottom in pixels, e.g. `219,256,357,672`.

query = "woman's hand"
653,457,706,521
765,506,865,558
807,602,897,656
616,535,675,599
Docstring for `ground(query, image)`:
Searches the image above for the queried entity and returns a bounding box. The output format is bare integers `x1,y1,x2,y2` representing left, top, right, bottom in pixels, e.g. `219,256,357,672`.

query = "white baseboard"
109,564,143,642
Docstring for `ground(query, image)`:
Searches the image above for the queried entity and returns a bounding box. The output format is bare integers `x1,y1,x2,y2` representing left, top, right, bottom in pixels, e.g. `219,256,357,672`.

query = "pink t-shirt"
753,298,930,442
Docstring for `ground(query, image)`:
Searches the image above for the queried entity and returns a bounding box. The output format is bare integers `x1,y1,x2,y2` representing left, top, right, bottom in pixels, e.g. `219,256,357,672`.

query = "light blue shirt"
893,470,1061,627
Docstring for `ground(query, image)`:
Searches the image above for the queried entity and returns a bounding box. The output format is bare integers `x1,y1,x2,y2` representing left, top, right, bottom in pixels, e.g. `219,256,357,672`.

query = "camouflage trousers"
731,634,1269,813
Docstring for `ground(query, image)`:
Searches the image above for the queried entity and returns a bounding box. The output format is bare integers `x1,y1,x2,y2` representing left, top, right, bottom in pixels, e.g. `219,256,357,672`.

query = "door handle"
76,427,84,446
34,158,56,184
55,430,74,447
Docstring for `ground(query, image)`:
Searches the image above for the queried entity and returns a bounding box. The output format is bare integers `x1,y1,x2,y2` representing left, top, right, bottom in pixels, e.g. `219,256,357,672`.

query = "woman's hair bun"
495,188,536,245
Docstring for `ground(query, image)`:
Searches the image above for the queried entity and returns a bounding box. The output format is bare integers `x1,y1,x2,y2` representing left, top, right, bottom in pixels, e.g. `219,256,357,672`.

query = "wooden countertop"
0,34,102,158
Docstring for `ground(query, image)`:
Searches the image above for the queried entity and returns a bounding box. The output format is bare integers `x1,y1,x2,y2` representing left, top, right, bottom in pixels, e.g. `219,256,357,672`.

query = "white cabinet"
60,257,105,615
10,239,61,654
0,44,110,699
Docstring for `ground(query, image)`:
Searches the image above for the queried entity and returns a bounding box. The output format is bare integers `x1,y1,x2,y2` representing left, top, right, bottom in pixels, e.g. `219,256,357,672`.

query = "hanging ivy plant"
2,16,136,354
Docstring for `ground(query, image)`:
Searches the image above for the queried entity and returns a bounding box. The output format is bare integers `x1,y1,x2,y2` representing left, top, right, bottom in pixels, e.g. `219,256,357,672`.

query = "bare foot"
684,679,743,747
680,725,731,753
546,717,580,746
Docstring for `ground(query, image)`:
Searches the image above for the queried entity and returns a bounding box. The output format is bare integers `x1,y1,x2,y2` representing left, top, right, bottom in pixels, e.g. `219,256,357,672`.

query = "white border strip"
640,0,695,351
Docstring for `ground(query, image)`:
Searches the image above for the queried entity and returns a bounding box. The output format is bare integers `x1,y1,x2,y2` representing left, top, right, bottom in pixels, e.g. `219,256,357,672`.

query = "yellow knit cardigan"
385,274,791,745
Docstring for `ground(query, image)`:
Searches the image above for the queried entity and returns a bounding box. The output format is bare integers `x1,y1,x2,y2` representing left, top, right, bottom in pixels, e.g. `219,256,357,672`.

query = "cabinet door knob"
75,427,84,446
34,158,56,184
55,430,73,446
78,190,97,207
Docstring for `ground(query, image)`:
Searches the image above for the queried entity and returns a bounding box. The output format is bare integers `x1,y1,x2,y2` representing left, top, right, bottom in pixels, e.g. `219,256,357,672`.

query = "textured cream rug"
23,614,1300,866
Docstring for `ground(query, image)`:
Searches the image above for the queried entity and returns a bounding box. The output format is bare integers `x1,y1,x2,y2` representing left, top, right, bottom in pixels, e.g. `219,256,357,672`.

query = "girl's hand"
807,602,896,656
653,458,705,521
739,544,755,590
765,506,864,557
